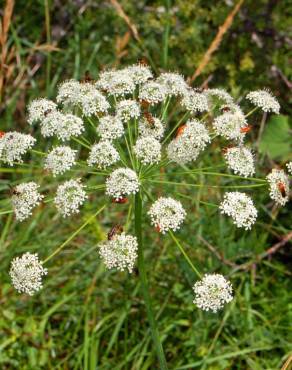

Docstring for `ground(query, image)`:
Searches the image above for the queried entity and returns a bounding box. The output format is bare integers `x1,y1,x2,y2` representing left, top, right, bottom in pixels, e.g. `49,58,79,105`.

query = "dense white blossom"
167,119,210,164
139,81,167,104
106,168,139,200
116,99,141,122
99,232,138,273
97,115,124,141
224,146,255,177
266,169,289,206
138,116,165,140
157,72,188,96
9,253,47,296
44,146,77,176
286,162,292,175
126,63,153,84
0,132,36,166
134,137,161,165
87,141,120,169
181,89,208,113
27,98,57,124
220,192,257,229
11,182,43,221
56,79,82,106
213,110,247,141
54,179,87,217
193,274,233,313
96,69,135,96
204,88,234,106
246,89,280,114
148,197,186,233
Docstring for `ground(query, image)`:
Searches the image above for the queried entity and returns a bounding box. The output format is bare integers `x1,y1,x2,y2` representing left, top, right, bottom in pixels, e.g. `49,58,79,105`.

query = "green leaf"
259,115,291,160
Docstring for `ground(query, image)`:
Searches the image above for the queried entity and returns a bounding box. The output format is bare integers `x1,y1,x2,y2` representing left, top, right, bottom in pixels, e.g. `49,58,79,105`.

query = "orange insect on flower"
0,131,5,138
240,125,252,133
112,197,128,204
277,182,286,197
143,111,155,126
176,124,186,138
155,225,161,233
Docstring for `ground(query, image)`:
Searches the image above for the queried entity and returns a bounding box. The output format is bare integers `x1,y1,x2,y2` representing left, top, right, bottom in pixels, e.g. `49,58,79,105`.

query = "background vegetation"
0,0,291,369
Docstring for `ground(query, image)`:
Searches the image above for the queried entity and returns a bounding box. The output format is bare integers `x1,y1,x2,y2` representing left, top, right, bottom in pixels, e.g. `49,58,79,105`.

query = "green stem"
134,193,168,369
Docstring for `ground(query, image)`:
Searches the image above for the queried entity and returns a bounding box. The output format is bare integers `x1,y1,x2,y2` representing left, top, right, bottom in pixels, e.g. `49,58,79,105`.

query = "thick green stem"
134,193,168,369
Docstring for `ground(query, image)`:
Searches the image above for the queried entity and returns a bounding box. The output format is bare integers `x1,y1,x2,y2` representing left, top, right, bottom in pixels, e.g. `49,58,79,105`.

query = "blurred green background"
0,1,291,369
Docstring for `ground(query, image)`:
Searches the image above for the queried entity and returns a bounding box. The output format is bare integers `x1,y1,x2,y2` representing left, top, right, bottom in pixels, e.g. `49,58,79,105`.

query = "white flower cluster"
99,232,138,273
220,192,258,229
54,179,87,217
126,63,153,84
157,72,188,96
193,274,233,313
106,168,139,200
139,81,167,104
138,116,165,140
11,182,43,221
116,99,141,122
45,146,77,176
0,132,36,166
246,89,280,114
97,115,124,141
204,88,234,106
167,119,210,164
224,146,255,177
9,253,47,296
134,137,161,165
97,69,135,96
286,162,292,175
213,109,247,141
27,98,57,124
266,169,289,206
87,141,120,169
181,89,208,113
148,197,186,233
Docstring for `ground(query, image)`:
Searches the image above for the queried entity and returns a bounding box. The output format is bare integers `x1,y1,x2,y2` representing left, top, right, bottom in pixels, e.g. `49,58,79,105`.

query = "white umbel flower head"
139,81,167,104
213,109,247,141
246,89,280,114
56,79,82,106
138,116,165,140
106,168,139,200
181,89,208,113
54,179,87,217
97,115,124,141
126,63,153,84
224,146,255,177
87,141,120,169
40,111,64,138
55,114,84,141
220,192,257,229
116,99,141,122
79,83,110,116
204,88,234,106
0,132,36,166
266,169,289,206
96,69,135,96
99,232,138,273
11,182,43,222
157,72,188,96
44,146,77,176
286,162,292,175
134,137,161,165
193,274,233,313
9,253,48,296
148,197,186,233
27,98,57,124
167,119,210,164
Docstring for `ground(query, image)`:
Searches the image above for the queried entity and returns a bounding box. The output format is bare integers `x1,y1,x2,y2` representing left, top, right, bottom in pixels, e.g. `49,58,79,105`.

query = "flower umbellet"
1,64,290,366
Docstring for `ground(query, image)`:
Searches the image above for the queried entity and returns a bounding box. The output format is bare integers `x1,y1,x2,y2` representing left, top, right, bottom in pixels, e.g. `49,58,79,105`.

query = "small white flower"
79,83,110,116
167,119,210,164
27,98,57,124
157,72,188,96
40,111,64,138
99,232,138,273
55,114,85,141
220,192,258,229
56,79,81,106
246,89,280,114
97,115,124,141
213,109,247,141
45,146,77,176
138,116,165,140
54,179,87,217
134,137,161,165
286,162,292,175
126,63,153,84
87,141,120,169
0,132,36,166
266,169,289,206
10,253,48,296
139,81,167,104
106,168,139,200
224,146,255,177
193,274,233,313
181,89,208,113
11,182,44,222
96,69,135,96
204,88,234,106
148,197,186,233
116,99,141,122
